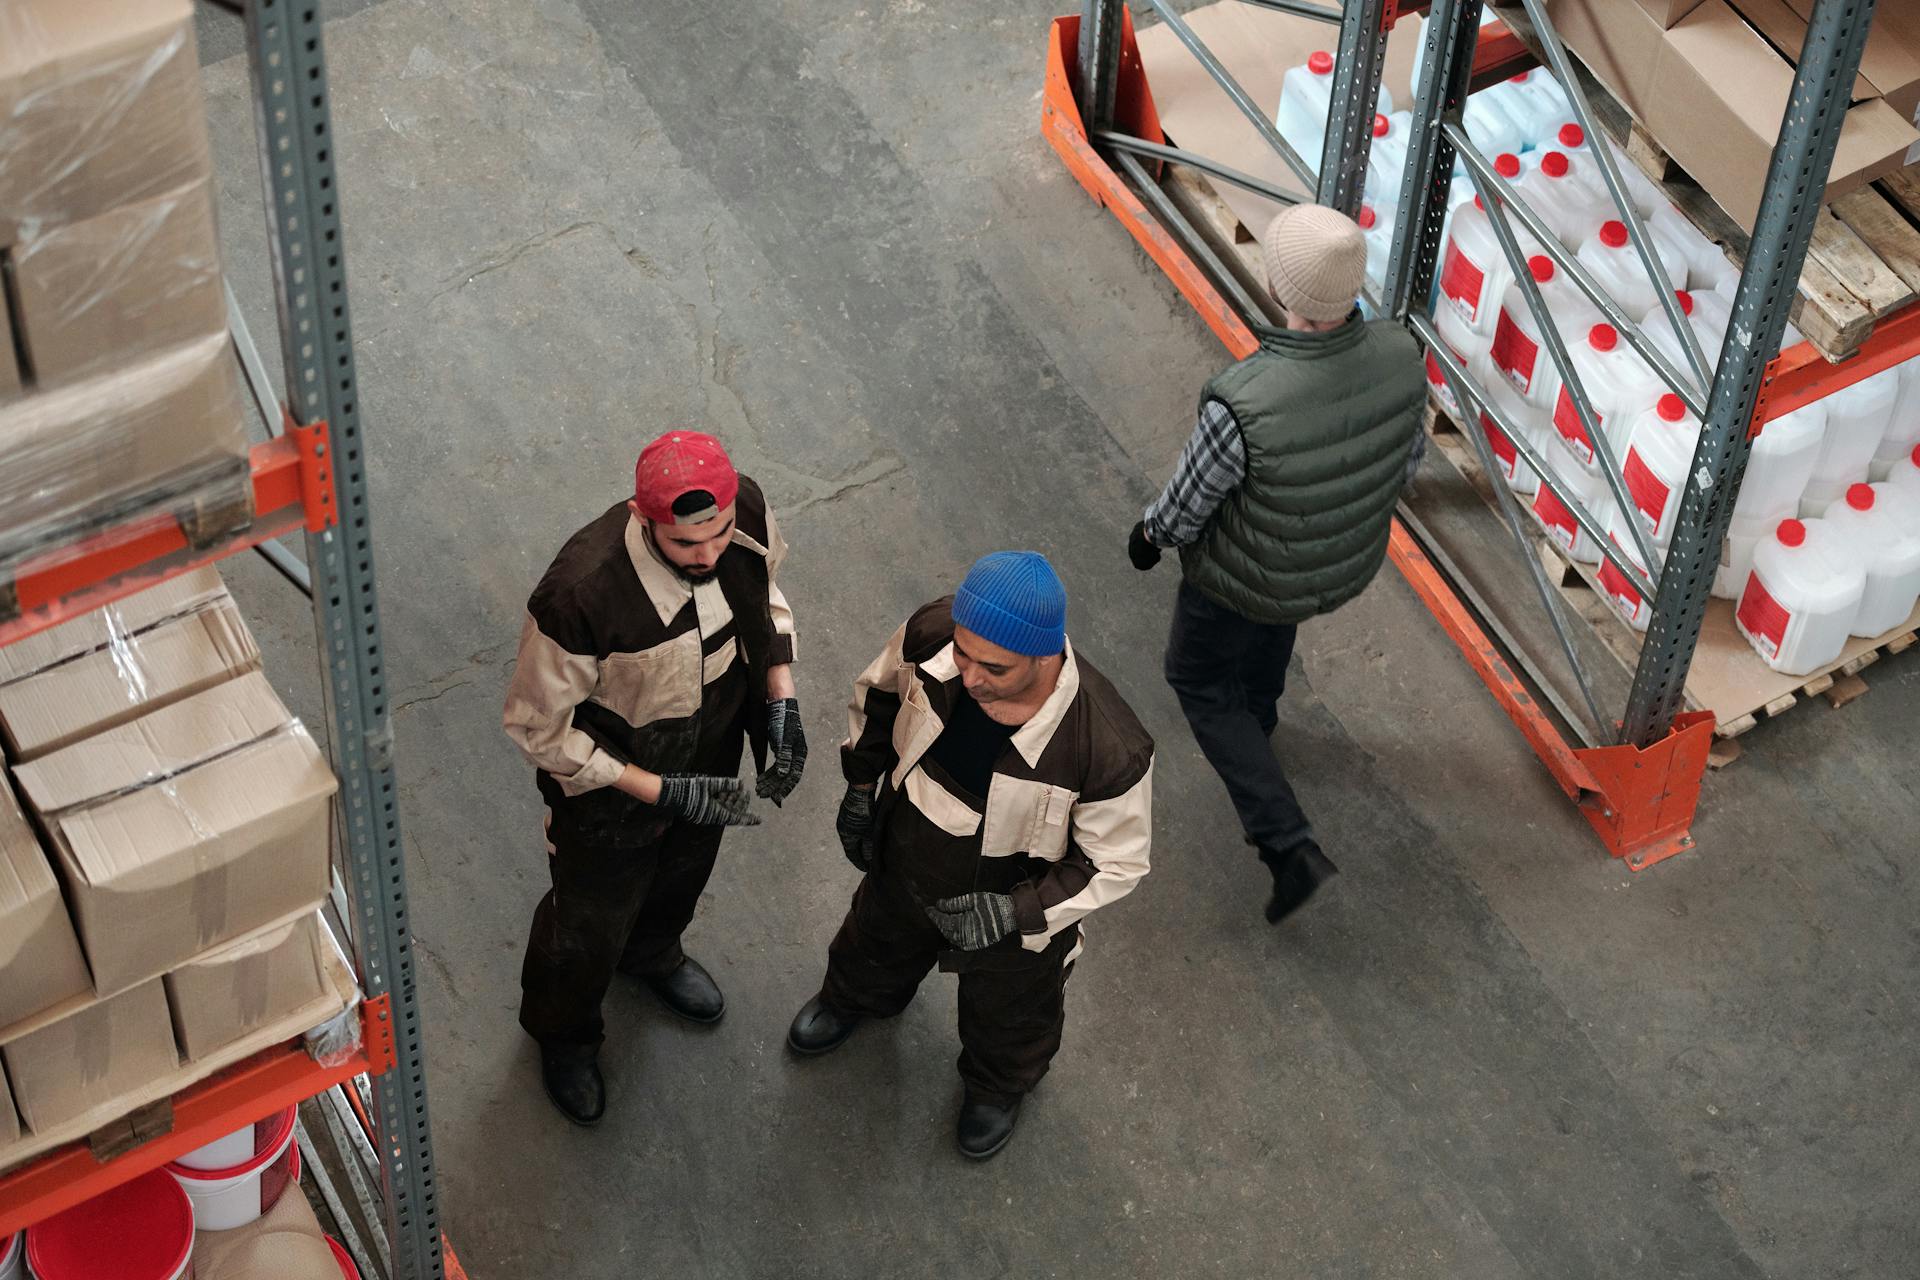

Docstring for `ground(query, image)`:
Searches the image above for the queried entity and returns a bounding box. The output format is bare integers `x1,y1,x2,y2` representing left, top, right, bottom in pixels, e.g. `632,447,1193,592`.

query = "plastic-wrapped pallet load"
0,773,91,1031
0,0,249,569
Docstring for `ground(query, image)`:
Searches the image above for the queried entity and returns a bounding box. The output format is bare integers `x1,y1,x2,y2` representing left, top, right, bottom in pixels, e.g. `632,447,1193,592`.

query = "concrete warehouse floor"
187,2,1919,1277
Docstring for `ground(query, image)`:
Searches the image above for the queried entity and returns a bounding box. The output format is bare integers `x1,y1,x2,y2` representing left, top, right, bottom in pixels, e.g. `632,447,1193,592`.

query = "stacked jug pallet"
1422,396,1920,751
1489,1,1920,363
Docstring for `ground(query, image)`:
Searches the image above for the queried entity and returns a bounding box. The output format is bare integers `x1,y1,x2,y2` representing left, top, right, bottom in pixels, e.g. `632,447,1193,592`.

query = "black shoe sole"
957,1121,1018,1161
541,1079,605,1128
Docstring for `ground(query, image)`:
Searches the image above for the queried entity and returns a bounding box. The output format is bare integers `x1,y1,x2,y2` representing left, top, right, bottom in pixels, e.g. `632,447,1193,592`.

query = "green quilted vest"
1180,316,1425,625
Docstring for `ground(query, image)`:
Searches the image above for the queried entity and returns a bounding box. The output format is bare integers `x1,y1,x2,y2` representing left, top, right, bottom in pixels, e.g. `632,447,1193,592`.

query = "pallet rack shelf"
0,2,445,1276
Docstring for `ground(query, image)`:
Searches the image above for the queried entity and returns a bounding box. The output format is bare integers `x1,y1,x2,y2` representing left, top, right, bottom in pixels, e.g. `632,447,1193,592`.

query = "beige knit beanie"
1263,204,1367,323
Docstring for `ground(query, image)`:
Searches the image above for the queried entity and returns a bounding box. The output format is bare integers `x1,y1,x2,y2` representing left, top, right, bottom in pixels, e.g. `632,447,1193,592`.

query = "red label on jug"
1736,571,1791,660
1598,550,1642,618
1491,310,1538,395
1623,448,1670,534
1440,243,1485,323
1482,413,1518,480
1552,386,1598,465
1534,484,1576,548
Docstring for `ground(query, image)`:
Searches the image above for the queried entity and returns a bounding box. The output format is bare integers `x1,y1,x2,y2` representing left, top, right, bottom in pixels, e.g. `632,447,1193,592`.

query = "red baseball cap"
633,430,739,525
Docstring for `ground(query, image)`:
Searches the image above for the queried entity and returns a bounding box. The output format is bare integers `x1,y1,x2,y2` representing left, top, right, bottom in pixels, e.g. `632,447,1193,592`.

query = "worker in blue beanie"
786,551,1155,1160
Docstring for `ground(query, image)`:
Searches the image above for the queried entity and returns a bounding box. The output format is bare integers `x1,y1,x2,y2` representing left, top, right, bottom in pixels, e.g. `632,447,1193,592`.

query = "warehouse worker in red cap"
505,430,804,1125
786,551,1154,1160
1128,203,1423,925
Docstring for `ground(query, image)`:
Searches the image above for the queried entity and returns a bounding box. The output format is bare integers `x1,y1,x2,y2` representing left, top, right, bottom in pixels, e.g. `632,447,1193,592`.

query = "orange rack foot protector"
1041,10,1712,868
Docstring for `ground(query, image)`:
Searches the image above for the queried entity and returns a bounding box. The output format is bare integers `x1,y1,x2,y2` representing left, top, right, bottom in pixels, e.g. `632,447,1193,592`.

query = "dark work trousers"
519,668,747,1050
1163,577,1313,854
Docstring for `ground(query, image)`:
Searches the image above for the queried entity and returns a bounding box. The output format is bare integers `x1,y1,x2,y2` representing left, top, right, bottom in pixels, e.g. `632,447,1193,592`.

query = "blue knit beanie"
952,551,1067,657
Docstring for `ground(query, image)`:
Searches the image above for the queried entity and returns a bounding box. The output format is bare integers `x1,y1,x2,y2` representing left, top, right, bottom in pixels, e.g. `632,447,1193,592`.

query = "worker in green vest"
1127,203,1424,925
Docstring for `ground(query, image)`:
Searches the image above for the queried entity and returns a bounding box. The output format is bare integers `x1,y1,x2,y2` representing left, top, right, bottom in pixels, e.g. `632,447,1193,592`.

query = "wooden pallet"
1489,2,1920,363
1424,399,1920,748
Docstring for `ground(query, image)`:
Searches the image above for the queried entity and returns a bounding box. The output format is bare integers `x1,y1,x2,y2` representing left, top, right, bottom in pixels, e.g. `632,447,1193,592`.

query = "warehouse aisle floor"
195,2,1919,1276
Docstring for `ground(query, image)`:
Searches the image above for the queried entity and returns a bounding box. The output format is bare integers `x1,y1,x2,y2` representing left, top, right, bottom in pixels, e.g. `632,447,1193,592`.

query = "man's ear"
627,499,645,523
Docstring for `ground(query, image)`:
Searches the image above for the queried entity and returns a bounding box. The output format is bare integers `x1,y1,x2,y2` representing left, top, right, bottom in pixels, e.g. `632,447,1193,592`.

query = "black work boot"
636,956,726,1025
786,995,863,1056
1258,839,1338,924
956,1095,1022,1161
540,1044,606,1127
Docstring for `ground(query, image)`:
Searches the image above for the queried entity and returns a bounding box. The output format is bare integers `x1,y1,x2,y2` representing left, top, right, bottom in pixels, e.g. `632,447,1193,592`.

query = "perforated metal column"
244,3,443,1276
1315,0,1393,214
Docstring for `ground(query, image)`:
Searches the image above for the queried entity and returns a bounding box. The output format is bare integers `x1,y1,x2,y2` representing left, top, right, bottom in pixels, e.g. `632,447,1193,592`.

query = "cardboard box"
1548,0,1919,230
1631,0,1708,27
10,179,227,387
0,774,92,1030
0,331,249,573
1,978,176,1134
0,0,211,242
165,912,332,1062
0,589,259,762
0,1058,19,1148
1735,0,1920,130
12,673,336,996
0,566,225,685
0,297,20,401
194,1163,337,1280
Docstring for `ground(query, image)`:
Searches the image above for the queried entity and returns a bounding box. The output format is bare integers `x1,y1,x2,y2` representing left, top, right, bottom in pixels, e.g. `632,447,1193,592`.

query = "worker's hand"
926,891,1019,951
1128,520,1163,571
756,698,808,805
836,784,878,872
656,774,760,827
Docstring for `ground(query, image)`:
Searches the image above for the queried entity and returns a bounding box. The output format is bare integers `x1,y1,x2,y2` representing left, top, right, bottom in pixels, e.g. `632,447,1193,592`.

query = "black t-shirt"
925,692,1017,803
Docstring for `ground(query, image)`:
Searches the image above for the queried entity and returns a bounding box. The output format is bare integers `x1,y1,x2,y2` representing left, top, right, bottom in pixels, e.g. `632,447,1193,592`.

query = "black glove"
925,892,1019,951
1128,520,1163,571
756,697,808,804
836,785,877,872
657,774,759,826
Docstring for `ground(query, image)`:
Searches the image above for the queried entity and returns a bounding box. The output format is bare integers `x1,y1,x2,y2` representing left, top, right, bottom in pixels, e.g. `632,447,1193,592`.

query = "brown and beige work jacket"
503,478,795,848
843,598,1154,954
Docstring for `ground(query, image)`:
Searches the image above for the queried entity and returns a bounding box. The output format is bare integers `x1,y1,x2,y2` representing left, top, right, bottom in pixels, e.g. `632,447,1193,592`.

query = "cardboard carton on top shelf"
0,0,211,243
0,978,176,1134
165,912,334,1063
0,566,225,686
0,774,91,1031
9,177,227,388
0,300,19,401
12,672,337,997
0,331,250,594
0,1058,18,1149
0,588,260,763
1731,0,1920,132
1630,0,1708,28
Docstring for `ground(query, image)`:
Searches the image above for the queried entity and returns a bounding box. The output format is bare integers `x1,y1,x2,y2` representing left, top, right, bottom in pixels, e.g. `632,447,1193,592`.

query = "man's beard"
670,561,716,582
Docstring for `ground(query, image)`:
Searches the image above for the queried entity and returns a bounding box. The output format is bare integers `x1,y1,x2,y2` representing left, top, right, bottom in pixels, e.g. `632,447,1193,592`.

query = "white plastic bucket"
1532,464,1606,564
1737,518,1864,675
1621,393,1702,547
27,1169,195,1280
1491,254,1601,409
169,1104,299,1232
0,1231,20,1280
1803,363,1901,516
1820,484,1920,637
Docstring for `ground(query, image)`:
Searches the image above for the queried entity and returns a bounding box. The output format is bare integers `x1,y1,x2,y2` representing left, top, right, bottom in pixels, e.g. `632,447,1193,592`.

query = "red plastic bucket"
27,1168,194,1280
327,1235,362,1279
166,1104,299,1231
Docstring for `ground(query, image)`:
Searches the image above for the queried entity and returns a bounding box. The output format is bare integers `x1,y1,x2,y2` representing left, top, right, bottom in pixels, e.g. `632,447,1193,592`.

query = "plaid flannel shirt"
1142,398,1246,548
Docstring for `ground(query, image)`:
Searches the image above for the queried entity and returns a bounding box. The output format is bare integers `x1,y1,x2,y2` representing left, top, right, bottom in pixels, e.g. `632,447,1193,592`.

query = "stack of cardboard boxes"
0,0,250,561
1547,0,1920,229
0,570,343,1166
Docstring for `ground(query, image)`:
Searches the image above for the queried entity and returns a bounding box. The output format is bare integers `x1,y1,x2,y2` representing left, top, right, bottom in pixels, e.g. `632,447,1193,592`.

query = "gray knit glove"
657,774,760,826
837,785,877,872
926,892,1019,951
756,698,807,805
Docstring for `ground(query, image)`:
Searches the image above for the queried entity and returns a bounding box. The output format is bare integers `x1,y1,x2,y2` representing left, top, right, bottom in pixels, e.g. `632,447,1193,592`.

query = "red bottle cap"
1540,151,1569,178
1777,519,1806,547
1529,255,1555,283
1309,50,1334,74
1599,220,1628,248
1373,113,1389,137
1357,205,1377,229
1558,122,1586,148
1495,152,1522,178
1674,290,1694,315
1847,483,1875,511
1511,72,1531,84
1589,323,1618,352
1473,195,1484,212
1911,442,1920,467
1657,393,1686,423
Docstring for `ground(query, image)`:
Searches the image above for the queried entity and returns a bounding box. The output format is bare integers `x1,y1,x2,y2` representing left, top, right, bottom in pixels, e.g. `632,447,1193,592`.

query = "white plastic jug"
1471,358,1550,497
1276,51,1391,180
1516,151,1606,247
1642,290,1729,383
1712,271,1808,348
1733,400,1826,525
1532,463,1606,563
1602,137,1665,216
1549,321,1665,472
1463,91,1527,162
1597,500,1662,631
1435,156,1523,340
1712,508,1779,601
1357,203,1393,298
1424,336,1468,422
1500,71,1573,150
1802,364,1901,516
1621,393,1701,546
1648,202,1727,290
1886,441,1920,499
1868,354,1920,480
1578,219,1688,321
1365,111,1412,210
1491,254,1602,409
1820,483,1920,637
1736,518,1864,674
